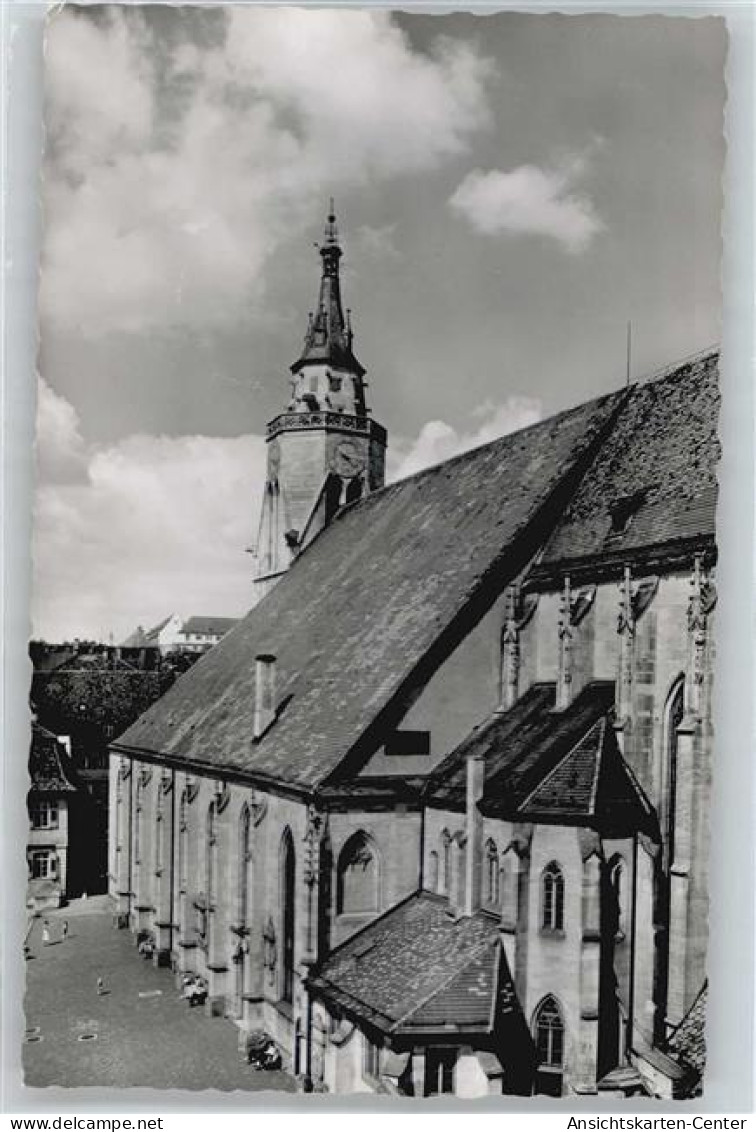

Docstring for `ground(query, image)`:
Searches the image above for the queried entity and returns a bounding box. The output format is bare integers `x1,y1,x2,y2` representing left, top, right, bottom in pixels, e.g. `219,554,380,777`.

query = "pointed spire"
291,203,365,378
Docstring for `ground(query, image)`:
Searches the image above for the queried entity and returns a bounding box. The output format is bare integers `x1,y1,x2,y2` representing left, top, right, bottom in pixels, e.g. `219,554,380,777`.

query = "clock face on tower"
331,438,366,478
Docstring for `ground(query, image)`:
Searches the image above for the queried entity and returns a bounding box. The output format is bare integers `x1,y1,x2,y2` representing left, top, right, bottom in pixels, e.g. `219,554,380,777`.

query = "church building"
109,208,718,1099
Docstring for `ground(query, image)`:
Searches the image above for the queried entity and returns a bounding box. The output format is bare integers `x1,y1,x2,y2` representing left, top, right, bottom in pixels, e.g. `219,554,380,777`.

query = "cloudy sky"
33,6,726,642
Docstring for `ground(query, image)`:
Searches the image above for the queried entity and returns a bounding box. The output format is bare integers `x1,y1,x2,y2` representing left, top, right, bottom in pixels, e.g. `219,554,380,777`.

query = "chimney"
464,752,486,917
57,735,72,758
254,653,277,739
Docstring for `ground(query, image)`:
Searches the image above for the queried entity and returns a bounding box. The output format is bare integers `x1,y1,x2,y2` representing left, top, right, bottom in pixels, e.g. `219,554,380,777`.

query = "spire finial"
324,198,339,246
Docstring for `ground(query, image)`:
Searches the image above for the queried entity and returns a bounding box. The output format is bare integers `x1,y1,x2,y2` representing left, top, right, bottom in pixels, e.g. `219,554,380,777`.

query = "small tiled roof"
515,714,655,834
29,723,77,794
533,351,719,582
666,981,708,1085
308,891,514,1035
179,616,239,638
429,682,612,807
518,716,608,817
404,943,515,1031
429,681,653,834
114,392,622,788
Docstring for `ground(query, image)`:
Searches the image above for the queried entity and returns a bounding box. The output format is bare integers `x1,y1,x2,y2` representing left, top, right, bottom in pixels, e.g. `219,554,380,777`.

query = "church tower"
253,204,387,596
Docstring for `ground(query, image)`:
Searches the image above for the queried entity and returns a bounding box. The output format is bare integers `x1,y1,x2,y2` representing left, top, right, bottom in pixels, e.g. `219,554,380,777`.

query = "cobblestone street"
23,897,296,1092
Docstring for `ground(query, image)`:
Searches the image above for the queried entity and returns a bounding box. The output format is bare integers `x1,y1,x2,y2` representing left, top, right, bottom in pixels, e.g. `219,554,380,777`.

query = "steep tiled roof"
404,944,513,1030
514,714,656,834
179,616,238,638
114,393,623,789
532,351,719,582
518,717,608,817
429,681,653,835
29,723,77,794
308,891,513,1034
428,682,612,807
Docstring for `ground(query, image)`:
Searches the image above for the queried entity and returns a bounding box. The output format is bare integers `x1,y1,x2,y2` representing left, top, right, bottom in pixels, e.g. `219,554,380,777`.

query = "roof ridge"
633,344,719,388
386,389,625,491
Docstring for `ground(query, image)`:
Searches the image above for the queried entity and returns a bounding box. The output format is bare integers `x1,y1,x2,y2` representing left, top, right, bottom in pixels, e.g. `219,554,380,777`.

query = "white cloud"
356,223,401,261
40,8,491,337
32,381,541,640
35,378,88,484
388,396,542,481
32,382,266,641
449,152,605,253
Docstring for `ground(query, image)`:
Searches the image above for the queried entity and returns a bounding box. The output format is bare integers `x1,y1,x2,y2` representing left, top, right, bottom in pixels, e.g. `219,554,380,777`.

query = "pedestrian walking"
42,921,51,947
62,920,69,941
96,976,105,996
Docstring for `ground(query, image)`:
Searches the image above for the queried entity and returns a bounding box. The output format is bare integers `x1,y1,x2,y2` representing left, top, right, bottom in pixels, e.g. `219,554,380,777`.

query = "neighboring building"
176,616,239,654
27,723,79,909
30,642,203,896
108,210,717,1099
120,613,184,653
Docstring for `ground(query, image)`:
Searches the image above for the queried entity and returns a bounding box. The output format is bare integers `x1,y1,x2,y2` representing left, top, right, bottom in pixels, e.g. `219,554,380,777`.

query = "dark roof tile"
309,892,507,1034
534,352,719,577
428,681,613,810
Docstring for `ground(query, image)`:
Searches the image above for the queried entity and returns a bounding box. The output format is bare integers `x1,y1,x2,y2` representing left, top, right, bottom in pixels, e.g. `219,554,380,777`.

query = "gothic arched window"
451,835,466,909
440,829,451,895
427,850,439,893
533,995,565,1096
280,828,296,1004
485,839,500,908
609,855,627,939
239,804,252,927
541,861,565,932
206,802,217,908
336,831,379,915
154,789,164,876
178,789,188,895
134,777,143,866
663,678,685,872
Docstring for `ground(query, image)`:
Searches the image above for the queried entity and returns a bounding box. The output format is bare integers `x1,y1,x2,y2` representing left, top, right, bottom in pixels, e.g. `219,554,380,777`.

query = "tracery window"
206,802,217,909
280,828,296,1003
664,679,685,872
541,861,565,932
533,996,565,1096
178,790,188,895
336,831,379,915
239,804,252,927
485,839,500,908
610,855,627,938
